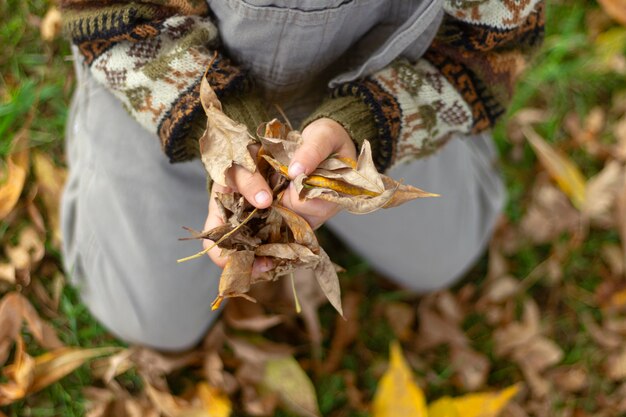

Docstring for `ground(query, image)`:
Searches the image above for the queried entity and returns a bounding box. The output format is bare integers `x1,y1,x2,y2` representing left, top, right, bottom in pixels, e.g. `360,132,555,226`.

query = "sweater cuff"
302,96,378,151
221,92,270,138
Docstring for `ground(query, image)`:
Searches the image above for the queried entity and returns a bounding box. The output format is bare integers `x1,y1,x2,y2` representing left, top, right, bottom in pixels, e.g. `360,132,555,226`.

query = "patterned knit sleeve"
304,0,545,172
61,0,266,163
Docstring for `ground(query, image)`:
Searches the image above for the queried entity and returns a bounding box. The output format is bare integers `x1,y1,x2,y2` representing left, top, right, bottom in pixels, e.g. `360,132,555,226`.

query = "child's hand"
203,117,356,270
203,148,274,272
281,117,357,229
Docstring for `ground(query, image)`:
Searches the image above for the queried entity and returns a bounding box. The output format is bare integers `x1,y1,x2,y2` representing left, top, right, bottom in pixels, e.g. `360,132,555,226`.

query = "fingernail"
288,162,305,178
255,190,271,205
260,259,273,272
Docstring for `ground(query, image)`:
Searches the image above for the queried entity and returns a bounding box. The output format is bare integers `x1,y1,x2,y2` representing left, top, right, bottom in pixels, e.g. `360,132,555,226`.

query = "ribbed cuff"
221,92,269,138
301,96,378,149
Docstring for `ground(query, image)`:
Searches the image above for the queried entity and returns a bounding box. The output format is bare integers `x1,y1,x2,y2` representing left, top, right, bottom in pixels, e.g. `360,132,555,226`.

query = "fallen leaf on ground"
428,385,520,417
262,356,321,417
33,152,67,247
0,131,29,220
40,7,62,41
524,127,587,209
0,292,63,366
372,341,427,417
0,343,120,405
597,0,626,25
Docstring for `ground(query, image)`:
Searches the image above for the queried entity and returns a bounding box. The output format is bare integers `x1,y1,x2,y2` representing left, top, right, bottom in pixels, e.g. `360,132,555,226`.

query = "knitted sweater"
61,0,545,171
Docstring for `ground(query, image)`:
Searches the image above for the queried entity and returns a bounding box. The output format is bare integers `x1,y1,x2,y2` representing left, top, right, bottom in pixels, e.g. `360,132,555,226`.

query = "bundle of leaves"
180,73,437,316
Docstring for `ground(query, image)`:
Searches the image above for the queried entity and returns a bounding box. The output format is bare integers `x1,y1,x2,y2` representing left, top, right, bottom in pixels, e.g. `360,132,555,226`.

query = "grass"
2,0,626,415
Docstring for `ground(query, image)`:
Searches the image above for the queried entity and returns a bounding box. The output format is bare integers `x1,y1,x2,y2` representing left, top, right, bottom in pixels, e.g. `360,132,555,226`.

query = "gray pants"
61,67,505,351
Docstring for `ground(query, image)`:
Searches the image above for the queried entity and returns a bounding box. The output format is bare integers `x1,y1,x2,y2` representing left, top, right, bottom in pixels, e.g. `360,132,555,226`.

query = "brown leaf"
255,243,318,263
451,346,490,391
200,107,257,187
0,345,120,405
257,120,301,166
582,160,624,226
313,248,343,316
549,366,588,393
273,205,319,252
212,250,255,309
597,0,626,25
384,302,415,341
5,226,45,271
0,292,63,366
605,348,626,381
223,299,284,332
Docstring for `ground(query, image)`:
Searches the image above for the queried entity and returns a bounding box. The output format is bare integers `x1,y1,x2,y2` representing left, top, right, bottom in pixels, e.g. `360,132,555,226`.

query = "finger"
228,164,273,209
288,123,336,178
204,185,229,268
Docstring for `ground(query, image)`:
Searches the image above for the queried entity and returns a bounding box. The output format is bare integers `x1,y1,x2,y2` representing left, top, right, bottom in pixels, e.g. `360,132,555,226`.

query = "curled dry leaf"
0,342,120,406
186,114,435,316
199,74,256,187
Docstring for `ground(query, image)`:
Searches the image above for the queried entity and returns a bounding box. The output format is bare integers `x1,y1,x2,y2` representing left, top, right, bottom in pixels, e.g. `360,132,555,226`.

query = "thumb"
288,123,336,178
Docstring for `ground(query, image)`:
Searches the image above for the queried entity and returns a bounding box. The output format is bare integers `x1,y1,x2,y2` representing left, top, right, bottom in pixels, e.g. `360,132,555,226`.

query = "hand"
203,146,274,273
203,118,356,271
281,117,357,229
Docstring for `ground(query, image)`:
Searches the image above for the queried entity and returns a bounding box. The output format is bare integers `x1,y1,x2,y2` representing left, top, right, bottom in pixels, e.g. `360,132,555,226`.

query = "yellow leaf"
449,384,519,417
0,133,29,220
524,127,587,209
372,341,427,417
428,397,460,417
197,382,232,417
33,152,67,248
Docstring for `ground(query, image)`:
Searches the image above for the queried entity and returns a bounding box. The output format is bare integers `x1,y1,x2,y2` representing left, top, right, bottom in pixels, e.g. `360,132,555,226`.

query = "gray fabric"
207,0,441,126
61,1,505,350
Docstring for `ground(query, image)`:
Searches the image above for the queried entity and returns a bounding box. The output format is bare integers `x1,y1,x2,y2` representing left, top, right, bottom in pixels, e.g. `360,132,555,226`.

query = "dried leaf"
313,248,343,316
199,76,256,187
372,341,427,417
597,0,626,25
212,250,255,309
0,134,29,220
429,385,520,417
0,292,63,366
263,356,321,417
223,299,283,332
582,160,624,225
273,206,319,252
0,345,120,405
40,7,62,41
524,127,587,209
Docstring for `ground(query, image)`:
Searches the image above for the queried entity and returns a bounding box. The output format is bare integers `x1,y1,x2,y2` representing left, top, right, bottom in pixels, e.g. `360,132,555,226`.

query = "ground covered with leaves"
1,0,626,416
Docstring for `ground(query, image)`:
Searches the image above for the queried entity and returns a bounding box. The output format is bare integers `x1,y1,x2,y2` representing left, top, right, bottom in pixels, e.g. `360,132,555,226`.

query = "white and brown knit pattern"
87,15,217,139
444,0,543,28
373,59,473,165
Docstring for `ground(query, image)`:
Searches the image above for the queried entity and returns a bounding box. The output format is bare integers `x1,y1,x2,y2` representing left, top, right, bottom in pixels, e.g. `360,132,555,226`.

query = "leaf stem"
290,272,302,314
177,208,259,263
